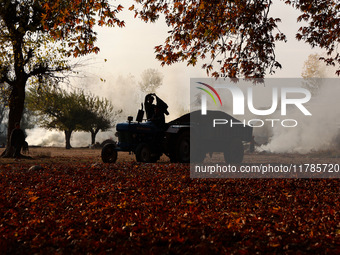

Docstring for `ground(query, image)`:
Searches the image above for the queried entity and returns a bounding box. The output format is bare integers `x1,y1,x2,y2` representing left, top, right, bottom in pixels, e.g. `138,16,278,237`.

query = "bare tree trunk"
65,130,73,149
1,28,27,158
1,84,26,158
90,129,99,145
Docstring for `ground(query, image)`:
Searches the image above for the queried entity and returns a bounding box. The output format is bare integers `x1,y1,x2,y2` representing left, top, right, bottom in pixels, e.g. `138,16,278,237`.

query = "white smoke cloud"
26,128,65,147
25,128,115,147
261,80,340,153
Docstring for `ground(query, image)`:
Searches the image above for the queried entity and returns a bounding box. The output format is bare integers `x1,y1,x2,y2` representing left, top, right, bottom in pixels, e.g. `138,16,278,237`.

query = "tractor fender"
166,124,190,134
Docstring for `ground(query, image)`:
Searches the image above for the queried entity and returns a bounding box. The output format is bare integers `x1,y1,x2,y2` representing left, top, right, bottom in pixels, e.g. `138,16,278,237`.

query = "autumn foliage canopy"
39,0,125,57
132,0,339,78
38,0,339,78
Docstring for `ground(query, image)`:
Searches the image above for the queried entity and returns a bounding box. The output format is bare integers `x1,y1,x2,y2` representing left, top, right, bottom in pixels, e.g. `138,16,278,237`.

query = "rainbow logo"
196,82,222,106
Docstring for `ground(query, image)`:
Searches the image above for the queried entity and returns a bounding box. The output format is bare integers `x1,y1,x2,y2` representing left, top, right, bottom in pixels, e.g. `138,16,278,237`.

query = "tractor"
101,94,253,163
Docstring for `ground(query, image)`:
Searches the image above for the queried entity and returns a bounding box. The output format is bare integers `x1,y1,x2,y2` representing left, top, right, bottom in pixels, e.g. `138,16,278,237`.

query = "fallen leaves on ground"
0,162,339,254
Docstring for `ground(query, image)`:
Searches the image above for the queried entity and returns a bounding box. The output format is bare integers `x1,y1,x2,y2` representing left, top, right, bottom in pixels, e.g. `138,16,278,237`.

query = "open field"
0,147,339,254
1,146,340,165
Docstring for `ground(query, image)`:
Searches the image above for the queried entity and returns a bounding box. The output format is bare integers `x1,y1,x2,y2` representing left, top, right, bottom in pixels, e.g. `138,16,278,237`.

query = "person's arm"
20,130,26,144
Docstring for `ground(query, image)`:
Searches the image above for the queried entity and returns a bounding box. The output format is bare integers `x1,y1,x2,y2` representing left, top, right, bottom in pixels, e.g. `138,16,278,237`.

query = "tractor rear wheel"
101,143,118,163
224,139,244,164
176,131,190,163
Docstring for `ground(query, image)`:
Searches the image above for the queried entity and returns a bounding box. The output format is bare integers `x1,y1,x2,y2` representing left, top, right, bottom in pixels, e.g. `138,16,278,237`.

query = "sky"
26,1,335,148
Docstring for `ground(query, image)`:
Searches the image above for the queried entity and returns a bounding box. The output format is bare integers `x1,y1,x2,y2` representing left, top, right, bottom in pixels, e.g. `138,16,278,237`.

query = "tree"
27,85,87,149
302,53,327,79
301,53,327,95
78,91,122,145
292,0,340,75
301,53,339,95
132,0,339,78
139,68,164,93
0,0,124,157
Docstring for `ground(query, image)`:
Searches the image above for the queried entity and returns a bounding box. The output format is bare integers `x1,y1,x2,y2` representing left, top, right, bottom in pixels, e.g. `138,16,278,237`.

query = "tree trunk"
90,129,99,145
1,83,26,158
1,28,27,158
65,130,73,149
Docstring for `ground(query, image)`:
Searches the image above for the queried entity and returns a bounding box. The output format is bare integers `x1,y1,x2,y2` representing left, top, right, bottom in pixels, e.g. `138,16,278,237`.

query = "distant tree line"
27,85,121,149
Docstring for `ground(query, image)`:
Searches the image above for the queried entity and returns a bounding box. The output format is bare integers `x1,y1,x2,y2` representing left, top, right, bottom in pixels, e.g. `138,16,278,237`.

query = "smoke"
26,128,65,147
260,80,340,153
25,128,115,147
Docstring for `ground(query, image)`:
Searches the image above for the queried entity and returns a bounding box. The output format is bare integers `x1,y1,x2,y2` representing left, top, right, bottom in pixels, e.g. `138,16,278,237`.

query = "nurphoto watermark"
190,78,340,178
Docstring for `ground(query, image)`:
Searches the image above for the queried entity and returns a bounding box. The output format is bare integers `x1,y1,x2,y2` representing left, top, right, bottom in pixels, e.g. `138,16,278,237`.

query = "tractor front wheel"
101,143,118,163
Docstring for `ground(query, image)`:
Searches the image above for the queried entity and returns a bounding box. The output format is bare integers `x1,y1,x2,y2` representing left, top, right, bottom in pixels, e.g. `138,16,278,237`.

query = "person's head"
147,95,154,104
15,122,20,129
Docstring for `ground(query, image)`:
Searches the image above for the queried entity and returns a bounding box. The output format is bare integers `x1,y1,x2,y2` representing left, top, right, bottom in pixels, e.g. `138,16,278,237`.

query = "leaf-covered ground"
0,161,339,254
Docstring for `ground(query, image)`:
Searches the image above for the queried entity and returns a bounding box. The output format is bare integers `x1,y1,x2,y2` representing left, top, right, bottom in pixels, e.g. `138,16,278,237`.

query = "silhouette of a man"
145,94,156,120
10,122,26,158
151,105,166,128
